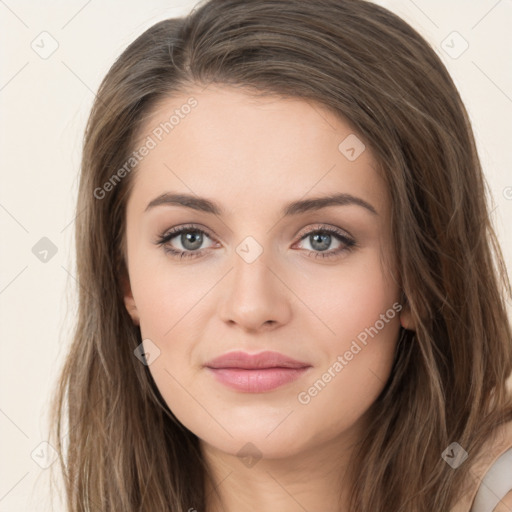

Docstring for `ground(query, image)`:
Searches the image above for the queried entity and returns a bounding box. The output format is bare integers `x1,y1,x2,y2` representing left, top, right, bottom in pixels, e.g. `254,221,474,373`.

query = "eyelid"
295,223,354,241
155,222,356,260
156,223,219,249
158,223,354,243
292,225,356,257
159,223,216,241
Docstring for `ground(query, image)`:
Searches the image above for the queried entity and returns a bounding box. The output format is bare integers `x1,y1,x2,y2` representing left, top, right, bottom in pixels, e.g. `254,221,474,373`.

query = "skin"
122,85,413,511
494,491,512,512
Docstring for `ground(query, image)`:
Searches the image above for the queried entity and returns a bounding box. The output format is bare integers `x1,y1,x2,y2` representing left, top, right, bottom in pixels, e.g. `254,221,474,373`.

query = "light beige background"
0,1,511,510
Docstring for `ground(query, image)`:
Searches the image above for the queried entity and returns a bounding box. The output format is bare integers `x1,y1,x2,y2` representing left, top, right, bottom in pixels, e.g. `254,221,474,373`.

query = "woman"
49,0,512,510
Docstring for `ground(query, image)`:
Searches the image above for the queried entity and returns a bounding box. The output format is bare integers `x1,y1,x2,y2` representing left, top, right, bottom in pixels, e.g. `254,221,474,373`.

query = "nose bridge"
233,236,273,291
218,234,291,330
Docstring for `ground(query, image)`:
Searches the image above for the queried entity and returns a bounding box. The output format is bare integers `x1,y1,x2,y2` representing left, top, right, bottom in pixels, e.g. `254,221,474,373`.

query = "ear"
120,273,140,326
399,302,415,332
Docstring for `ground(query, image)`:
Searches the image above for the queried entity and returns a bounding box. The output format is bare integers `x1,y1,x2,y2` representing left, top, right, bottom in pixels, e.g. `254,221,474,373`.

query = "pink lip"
204,350,311,393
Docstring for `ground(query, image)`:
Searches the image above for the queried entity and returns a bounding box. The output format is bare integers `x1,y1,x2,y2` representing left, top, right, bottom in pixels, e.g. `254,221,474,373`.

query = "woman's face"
122,85,402,460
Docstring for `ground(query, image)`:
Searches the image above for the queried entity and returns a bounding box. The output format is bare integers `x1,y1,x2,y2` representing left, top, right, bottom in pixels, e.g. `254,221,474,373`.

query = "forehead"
128,85,388,219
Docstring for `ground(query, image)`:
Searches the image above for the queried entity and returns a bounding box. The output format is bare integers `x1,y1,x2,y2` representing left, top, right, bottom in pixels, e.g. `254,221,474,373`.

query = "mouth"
204,350,312,393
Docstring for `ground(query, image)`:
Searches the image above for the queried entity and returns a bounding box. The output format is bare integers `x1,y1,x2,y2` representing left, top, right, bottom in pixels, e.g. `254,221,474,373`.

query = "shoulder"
450,419,512,512
492,489,512,512
472,442,512,512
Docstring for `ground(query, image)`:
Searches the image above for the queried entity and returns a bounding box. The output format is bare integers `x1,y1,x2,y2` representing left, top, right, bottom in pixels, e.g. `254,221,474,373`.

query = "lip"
204,350,312,393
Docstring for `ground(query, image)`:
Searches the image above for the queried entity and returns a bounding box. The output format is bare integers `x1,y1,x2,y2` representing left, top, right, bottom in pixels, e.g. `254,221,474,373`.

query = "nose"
217,245,292,332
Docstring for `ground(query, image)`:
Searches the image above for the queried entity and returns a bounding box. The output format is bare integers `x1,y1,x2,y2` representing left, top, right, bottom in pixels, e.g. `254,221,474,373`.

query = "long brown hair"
48,0,512,510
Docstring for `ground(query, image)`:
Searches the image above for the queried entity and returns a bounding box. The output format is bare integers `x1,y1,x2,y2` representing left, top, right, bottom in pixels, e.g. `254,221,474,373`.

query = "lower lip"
206,367,310,392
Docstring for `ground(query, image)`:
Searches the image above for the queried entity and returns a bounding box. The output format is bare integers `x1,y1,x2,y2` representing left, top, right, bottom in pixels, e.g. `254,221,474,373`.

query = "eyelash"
155,223,357,261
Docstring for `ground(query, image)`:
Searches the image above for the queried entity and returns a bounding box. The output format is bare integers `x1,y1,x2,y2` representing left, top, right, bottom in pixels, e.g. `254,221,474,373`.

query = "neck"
201,425,365,512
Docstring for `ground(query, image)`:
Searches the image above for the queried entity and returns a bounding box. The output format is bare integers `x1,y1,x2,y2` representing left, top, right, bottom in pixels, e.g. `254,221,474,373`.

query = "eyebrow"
144,192,378,217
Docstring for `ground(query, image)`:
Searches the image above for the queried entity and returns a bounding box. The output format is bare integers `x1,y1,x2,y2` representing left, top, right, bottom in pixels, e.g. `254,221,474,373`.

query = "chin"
190,409,316,460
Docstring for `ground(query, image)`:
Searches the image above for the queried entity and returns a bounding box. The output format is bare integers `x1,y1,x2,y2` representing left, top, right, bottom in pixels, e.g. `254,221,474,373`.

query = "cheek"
294,259,400,431
303,252,399,346
292,325,398,451
128,253,208,340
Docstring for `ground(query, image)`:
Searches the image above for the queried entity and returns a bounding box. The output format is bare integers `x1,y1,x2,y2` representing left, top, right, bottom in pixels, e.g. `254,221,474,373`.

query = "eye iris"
181,231,203,251
311,232,331,251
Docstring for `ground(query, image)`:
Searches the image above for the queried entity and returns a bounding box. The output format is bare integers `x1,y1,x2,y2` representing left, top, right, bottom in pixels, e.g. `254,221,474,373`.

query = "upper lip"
204,350,311,370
